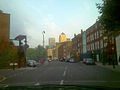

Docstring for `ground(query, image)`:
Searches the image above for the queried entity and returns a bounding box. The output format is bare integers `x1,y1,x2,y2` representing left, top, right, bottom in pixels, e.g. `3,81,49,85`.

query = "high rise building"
59,32,67,42
49,38,55,48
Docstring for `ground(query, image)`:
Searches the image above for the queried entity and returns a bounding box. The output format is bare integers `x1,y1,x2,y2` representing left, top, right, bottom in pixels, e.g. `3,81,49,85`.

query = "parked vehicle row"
59,58,79,63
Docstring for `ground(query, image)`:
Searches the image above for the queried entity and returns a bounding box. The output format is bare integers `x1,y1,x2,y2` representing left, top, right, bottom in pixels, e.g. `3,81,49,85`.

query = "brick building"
0,13,10,40
72,30,83,60
86,21,107,62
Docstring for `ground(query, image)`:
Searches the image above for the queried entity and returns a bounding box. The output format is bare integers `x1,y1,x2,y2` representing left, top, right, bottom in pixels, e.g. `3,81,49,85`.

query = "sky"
0,0,102,48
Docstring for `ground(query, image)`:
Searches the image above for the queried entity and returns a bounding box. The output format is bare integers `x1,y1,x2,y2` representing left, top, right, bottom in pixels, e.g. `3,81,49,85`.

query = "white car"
48,60,52,62
69,58,74,63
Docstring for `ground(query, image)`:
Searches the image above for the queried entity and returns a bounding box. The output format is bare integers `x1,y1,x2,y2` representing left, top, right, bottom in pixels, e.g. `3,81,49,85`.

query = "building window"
100,40,103,48
95,42,97,50
96,32,98,39
94,33,96,40
87,36,89,43
100,30,103,37
93,43,94,50
97,31,99,38
92,34,94,41
90,44,92,50
98,41,99,49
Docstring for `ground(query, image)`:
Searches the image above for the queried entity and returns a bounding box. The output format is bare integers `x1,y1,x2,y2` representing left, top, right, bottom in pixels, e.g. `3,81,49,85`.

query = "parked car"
48,60,52,62
85,58,95,65
27,60,37,67
65,58,70,62
69,58,79,63
59,58,65,62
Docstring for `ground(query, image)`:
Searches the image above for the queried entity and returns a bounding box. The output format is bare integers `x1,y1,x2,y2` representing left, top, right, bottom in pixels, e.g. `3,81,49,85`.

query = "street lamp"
42,31,45,48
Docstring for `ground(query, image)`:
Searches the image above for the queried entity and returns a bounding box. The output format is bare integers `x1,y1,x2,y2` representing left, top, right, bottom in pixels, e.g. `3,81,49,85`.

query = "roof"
86,21,99,32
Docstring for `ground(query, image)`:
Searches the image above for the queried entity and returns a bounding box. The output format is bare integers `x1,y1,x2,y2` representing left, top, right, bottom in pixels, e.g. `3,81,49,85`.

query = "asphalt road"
1,60,120,88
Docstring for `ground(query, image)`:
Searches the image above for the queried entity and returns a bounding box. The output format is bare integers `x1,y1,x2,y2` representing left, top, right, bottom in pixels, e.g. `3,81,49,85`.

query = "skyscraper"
49,38,55,48
59,32,67,43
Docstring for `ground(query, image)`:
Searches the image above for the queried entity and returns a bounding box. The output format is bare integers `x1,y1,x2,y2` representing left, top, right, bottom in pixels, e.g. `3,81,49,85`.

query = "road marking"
0,76,6,83
65,66,67,70
60,80,64,85
4,85,8,87
34,82,40,86
62,66,67,77
63,70,66,76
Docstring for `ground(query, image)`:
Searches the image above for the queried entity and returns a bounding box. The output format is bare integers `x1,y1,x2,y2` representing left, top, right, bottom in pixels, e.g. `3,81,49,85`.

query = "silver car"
27,60,37,67
86,58,95,65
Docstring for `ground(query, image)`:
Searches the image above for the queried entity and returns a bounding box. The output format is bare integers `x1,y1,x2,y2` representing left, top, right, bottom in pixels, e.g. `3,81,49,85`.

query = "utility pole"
42,31,45,48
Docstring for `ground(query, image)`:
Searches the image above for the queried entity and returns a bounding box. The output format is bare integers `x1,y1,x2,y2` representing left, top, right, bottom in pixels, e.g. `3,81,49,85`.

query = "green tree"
97,0,120,32
26,45,47,60
97,0,120,65
0,39,19,69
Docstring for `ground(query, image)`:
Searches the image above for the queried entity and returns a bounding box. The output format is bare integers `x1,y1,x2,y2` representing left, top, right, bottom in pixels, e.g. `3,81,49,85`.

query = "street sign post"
9,63,18,70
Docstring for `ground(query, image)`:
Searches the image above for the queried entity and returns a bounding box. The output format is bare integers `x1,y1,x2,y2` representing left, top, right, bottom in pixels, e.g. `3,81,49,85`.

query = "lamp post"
42,31,45,48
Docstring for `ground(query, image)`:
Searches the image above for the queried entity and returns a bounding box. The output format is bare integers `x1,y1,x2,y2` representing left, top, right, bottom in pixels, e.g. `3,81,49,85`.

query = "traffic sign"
9,63,18,66
10,63,13,66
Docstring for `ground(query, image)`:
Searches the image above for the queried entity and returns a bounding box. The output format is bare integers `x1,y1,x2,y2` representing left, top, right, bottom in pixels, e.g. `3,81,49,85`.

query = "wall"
116,35,120,63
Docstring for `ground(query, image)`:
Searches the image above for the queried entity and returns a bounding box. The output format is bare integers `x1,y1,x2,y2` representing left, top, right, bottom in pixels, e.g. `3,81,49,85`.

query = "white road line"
63,70,66,76
60,80,64,85
4,85,8,87
34,82,40,86
65,66,67,70
62,66,67,76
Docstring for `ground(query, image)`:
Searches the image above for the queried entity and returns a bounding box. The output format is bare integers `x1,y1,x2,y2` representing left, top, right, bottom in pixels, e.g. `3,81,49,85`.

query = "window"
100,40,103,48
94,32,96,39
93,43,94,50
100,30,103,37
97,31,99,38
98,41,99,49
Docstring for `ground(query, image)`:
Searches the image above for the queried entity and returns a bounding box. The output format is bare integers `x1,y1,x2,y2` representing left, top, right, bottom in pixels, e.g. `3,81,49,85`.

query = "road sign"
14,63,18,65
9,63,18,66
10,63,14,66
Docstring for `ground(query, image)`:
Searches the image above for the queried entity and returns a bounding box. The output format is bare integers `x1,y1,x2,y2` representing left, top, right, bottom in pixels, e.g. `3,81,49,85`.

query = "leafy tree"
97,0,120,32
0,38,19,69
97,0,120,65
26,45,47,60
0,10,3,13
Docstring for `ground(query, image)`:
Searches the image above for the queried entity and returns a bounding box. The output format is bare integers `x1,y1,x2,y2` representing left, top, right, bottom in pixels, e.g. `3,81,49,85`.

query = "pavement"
0,60,120,88
0,61,48,83
96,62,120,72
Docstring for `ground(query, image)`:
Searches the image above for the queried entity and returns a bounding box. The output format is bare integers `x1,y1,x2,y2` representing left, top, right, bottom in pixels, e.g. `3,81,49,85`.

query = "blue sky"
0,0,102,47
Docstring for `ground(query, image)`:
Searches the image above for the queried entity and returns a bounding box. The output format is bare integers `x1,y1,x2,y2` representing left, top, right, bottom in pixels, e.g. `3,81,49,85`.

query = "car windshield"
0,0,120,89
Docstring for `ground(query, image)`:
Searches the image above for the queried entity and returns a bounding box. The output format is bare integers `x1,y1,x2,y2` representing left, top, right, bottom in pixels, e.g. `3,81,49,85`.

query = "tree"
0,10,3,13
0,38,19,69
97,0,120,32
97,0,120,66
26,45,47,60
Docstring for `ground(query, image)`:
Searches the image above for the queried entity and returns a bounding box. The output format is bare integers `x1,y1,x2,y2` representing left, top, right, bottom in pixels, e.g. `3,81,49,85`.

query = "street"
0,60,120,88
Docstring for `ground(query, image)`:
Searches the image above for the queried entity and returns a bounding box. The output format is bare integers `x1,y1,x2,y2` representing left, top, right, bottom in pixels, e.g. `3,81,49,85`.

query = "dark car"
65,58,70,62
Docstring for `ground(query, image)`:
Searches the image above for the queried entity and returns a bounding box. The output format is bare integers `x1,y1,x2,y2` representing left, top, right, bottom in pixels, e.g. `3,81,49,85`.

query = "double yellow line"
0,76,6,83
